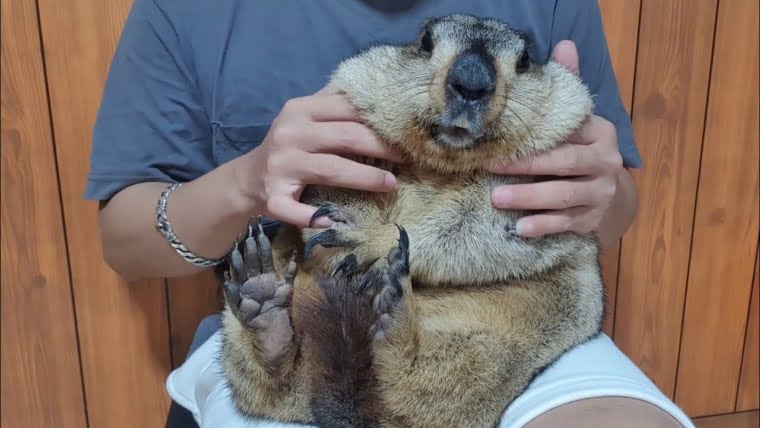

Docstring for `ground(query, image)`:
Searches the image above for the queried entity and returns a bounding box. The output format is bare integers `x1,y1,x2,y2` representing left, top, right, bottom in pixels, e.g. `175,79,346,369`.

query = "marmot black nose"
446,50,496,102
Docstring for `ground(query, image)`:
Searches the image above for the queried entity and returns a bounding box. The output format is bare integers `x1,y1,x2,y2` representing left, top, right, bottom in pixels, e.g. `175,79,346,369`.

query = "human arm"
489,111,638,250
88,0,400,282
489,2,641,250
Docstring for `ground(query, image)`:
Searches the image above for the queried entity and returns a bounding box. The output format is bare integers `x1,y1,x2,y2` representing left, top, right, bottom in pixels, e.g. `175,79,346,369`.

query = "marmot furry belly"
217,14,604,428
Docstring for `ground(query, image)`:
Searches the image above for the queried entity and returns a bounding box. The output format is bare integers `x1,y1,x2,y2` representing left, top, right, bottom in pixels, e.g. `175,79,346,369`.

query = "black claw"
223,271,242,308
357,270,384,294
254,217,275,273
244,224,261,277
309,204,336,228
331,254,359,278
395,224,409,253
284,251,298,285
309,203,352,228
229,244,245,284
388,224,410,277
304,229,354,259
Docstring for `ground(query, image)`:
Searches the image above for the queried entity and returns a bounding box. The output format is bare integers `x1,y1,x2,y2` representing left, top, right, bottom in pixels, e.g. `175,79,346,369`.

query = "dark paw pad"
224,217,296,341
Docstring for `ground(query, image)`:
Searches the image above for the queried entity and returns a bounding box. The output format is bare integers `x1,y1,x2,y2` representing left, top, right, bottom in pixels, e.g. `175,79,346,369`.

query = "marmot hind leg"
222,217,297,374
219,218,314,423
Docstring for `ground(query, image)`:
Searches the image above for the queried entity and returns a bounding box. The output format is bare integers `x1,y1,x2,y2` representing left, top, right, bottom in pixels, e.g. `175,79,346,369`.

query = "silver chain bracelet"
155,183,225,267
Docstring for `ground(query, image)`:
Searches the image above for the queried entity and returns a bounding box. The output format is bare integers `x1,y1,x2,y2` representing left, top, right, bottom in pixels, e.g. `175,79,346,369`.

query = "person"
85,0,694,426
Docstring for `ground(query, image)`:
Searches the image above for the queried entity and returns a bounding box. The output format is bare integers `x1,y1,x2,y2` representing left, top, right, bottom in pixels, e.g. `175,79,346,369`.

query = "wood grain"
597,0,641,109
614,0,718,398
737,252,759,412
35,0,173,426
168,271,222,367
694,410,760,428
0,0,87,426
674,0,760,415
597,0,642,337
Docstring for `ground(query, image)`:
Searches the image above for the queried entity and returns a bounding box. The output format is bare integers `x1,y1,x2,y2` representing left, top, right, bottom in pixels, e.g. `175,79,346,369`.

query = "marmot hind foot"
223,217,297,365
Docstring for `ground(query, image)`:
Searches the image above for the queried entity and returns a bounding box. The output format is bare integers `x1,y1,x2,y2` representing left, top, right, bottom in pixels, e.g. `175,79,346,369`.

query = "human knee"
523,396,688,428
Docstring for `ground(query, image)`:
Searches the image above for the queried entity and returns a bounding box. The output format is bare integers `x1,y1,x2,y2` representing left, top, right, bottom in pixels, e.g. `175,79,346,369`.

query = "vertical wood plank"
168,271,221,367
694,410,760,428
35,0,173,426
737,252,759,412
674,0,760,415
597,0,642,337
597,0,640,109
0,0,88,426
614,0,718,398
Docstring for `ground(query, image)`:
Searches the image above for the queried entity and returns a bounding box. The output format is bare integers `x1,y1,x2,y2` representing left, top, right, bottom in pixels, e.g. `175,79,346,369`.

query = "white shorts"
166,331,695,428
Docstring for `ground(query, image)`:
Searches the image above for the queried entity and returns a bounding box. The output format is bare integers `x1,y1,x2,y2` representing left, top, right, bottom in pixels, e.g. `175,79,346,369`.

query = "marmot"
218,14,604,428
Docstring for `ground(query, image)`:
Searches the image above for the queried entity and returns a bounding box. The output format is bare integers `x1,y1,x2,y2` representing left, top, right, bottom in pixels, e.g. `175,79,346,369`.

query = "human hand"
233,86,405,228
488,40,624,238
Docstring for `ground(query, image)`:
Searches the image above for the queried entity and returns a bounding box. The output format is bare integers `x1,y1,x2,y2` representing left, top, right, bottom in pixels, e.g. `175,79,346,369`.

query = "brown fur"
218,14,604,428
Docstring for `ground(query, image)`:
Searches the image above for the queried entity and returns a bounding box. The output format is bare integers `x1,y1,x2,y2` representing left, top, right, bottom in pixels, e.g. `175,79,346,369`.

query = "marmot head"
328,14,594,174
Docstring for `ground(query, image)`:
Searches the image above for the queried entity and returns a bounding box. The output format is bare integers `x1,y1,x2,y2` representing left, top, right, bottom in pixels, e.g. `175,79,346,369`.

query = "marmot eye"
419,29,434,55
516,48,530,74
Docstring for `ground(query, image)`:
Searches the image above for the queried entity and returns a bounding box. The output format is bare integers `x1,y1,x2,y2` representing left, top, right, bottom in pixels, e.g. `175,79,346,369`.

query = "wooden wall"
2,0,758,427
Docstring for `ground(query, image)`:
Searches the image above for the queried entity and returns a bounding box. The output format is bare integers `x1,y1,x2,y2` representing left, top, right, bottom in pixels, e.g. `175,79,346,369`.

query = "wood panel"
35,0,173,426
737,252,759,412
614,0,718,398
1,0,758,423
597,0,642,337
0,0,87,426
694,410,760,428
597,0,640,109
674,0,760,415
168,271,221,367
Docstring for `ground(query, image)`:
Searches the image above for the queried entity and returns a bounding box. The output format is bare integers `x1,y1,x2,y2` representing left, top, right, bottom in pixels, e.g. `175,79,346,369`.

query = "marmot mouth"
430,124,483,149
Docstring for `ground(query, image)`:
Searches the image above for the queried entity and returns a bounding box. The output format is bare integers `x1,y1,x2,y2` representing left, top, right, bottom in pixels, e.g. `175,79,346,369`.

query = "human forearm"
97,89,404,283
597,167,638,250
98,157,259,282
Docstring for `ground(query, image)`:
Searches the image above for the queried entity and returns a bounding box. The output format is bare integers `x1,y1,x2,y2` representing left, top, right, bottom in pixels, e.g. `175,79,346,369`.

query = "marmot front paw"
223,217,297,364
304,203,360,260
368,225,410,343
303,202,402,276
343,224,415,347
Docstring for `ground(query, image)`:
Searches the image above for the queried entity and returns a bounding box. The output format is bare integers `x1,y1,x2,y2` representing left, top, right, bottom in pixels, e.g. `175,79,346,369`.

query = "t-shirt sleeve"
84,0,217,201
550,0,642,168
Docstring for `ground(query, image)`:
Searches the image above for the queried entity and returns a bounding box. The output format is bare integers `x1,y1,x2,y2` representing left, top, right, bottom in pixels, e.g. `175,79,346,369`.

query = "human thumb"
551,40,580,75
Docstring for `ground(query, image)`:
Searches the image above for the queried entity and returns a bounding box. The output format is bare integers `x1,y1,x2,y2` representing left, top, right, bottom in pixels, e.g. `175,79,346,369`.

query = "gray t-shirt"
84,0,641,201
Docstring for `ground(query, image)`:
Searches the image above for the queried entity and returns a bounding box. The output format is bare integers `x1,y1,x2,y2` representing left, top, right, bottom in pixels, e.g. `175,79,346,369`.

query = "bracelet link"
155,183,224,267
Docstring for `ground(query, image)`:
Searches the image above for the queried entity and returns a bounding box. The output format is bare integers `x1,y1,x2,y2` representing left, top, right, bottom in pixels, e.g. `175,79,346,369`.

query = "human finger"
312,84,337,96
515,206,592,238
491,179,595,211
304,121,407,163
551,40,579,75
299,153,398,193
566,115,617,146
266,195,323,229
488,144,598,176
281,93,361,123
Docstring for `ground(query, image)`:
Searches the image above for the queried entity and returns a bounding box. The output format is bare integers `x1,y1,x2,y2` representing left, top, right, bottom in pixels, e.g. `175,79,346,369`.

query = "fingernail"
312,216,333,228
492,188,513,206
385,173,398,189
516,221,533,236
